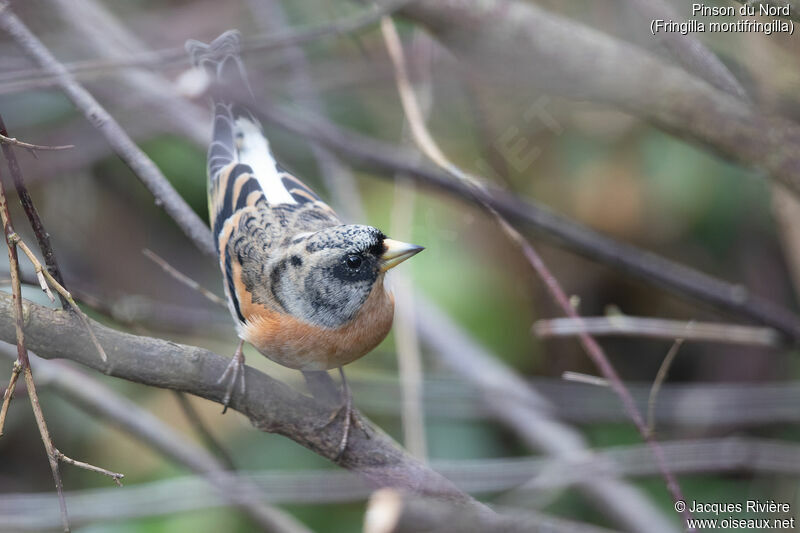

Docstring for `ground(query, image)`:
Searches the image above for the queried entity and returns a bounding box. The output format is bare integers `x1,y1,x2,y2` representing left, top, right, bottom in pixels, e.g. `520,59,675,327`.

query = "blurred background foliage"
1,0,799,531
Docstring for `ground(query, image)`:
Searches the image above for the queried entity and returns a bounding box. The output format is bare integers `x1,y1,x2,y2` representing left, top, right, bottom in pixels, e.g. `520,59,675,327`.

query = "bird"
186,30,423,456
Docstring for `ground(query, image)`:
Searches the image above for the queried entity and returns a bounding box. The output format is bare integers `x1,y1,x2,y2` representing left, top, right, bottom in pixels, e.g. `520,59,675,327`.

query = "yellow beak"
380,239,424,272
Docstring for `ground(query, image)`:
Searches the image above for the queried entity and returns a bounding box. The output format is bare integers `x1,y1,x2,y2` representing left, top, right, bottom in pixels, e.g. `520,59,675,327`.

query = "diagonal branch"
0,292,488,512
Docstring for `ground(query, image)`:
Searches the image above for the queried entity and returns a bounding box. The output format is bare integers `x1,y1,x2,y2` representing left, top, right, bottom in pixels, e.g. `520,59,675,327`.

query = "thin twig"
54,450,124,486
380,14,693,526
0,359,21,436
143,249,225,307
533,315,780,347
0,132,73,152
647,338,684,437
21,367,70,532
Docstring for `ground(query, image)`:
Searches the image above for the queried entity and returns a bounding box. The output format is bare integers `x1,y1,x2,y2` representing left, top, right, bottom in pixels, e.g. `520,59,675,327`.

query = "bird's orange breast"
239,281,395,370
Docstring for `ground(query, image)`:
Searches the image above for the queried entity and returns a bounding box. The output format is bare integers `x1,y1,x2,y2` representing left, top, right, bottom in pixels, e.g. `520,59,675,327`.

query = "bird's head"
273,225,423,328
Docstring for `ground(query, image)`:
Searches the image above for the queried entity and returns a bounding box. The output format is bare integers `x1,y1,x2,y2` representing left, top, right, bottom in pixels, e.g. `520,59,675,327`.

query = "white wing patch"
234,117,297,205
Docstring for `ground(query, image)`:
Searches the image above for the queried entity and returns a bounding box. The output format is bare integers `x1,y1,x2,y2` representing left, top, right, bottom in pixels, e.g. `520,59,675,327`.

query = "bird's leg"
322,367,367,460
335,367,352,459
217,339,246,414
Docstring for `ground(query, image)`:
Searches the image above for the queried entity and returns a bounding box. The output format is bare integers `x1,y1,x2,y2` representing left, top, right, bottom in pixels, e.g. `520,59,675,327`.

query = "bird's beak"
380,239,424,272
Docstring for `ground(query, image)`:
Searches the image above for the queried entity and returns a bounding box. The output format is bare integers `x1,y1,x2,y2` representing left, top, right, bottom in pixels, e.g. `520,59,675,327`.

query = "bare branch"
0,133,73,152
533,316,780,346
54,451,124,487
19,366,71,532
647,338,684,436
172,391,236,471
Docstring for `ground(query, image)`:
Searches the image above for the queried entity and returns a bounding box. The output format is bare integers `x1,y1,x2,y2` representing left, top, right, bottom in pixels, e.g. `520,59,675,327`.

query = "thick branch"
0,292,483,510
397,0,800,197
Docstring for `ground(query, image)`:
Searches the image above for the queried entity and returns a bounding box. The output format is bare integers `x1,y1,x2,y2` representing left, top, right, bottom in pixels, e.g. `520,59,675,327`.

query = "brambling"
186,31,423,455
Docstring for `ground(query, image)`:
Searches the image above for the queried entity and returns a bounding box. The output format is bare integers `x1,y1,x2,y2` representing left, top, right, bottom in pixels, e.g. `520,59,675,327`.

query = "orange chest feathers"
238,280,395,371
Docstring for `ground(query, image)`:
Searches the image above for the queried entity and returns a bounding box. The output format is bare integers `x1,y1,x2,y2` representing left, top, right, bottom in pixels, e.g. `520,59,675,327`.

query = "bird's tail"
186,30,305,252
186,31,264,205
185,30,254,102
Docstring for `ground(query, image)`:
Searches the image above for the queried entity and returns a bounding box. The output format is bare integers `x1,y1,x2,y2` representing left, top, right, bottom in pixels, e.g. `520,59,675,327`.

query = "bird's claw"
320,396,352,460
217,341,246,413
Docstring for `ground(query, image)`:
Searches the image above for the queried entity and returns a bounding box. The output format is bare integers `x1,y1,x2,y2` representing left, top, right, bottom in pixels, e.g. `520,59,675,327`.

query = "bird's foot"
217,339,246,414
323,393,354,460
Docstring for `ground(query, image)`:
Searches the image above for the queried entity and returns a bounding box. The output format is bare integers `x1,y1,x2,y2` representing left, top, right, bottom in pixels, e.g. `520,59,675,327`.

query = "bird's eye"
345,254,362,269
